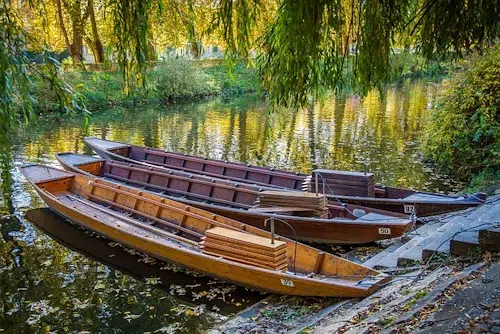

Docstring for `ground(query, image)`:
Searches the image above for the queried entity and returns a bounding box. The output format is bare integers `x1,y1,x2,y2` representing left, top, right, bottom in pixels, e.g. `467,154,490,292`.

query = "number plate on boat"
404,204,415,214
280,279,295,287
378,227,391,235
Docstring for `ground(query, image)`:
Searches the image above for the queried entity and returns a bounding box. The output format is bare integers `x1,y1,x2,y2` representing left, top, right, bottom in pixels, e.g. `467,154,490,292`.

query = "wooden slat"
200,241,288,263
200,245,287,265
201,249,287,271
89,180,245,232
105,173,251,209
142,149,305,180
201,237,287,257
205,227,286,250
86,193,204,239
65,194,198,245
248,206,316,213
106,161,259,196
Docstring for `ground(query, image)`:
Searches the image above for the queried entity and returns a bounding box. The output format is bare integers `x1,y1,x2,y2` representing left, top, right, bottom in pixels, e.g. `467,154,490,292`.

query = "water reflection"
0,79,463,332
0,209,261,333
18,80,459,194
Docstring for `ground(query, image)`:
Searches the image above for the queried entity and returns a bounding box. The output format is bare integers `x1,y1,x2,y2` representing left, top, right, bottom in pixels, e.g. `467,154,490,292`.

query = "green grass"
26,59,260,113
462,168,500,194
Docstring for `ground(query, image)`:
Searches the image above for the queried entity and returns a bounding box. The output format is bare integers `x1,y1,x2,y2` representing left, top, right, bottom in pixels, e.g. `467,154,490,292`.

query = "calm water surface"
1,80,463,333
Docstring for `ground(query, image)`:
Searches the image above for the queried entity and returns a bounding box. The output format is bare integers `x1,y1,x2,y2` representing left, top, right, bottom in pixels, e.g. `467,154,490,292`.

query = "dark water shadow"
25,208,265,315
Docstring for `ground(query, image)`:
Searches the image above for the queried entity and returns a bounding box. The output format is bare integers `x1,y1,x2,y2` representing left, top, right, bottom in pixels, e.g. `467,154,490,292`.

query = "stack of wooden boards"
313,169,375,197
255,190,329,218
200,227,288,271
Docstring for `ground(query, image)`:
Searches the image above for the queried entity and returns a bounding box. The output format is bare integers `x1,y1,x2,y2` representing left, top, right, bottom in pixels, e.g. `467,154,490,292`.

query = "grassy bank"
28,59,260,113
25,53,456,114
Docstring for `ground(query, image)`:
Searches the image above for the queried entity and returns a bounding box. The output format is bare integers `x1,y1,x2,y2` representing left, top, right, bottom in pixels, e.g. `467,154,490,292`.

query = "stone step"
479,226,500,247
449,231,482,256
362,244,402,268
362,223,432,269
372,221,446,268
422,203,498,261
397,207,488,265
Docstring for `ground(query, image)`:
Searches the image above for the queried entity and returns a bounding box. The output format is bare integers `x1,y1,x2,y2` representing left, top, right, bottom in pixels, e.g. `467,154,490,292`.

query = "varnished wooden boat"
56,152,414,244
84,137,487,216
21,164,390,297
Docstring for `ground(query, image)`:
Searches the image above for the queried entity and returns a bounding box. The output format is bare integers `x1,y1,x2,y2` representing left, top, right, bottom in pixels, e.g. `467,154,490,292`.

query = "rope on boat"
313,171,416,222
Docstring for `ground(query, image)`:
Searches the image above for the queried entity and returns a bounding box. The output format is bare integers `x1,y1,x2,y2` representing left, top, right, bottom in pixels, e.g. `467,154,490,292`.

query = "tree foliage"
423,46,500,179
215,0,500,107
0,0,85,210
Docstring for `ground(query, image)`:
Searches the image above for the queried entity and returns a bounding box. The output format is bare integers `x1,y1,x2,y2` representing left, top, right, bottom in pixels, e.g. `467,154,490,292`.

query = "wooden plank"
141,149,306,180
86,193,204,240
201,249,288,271
106,161,259,195
201,247,287,267
105,173,251,209
199,241,288,263
64,194,198,246
205,227,286,250
89,180,245,232
259,190,324,199
201,238,287,257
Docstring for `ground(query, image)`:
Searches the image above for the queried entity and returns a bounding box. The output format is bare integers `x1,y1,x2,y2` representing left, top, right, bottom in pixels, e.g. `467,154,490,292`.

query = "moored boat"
84,137,487,216
56,152,414,245
21,164,390,297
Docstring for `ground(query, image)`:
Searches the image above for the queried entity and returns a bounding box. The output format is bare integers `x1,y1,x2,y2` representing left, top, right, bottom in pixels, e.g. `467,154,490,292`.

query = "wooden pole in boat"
270,217,275,244
315,171,319,196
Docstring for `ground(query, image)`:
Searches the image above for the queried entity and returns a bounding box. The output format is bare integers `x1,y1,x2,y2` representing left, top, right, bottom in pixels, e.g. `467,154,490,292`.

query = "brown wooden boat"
56,152,414,244
84,137,487,216
21,164,390,297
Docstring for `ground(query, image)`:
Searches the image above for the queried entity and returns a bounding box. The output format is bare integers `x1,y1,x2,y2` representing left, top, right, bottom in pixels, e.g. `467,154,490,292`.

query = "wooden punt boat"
56,152,414,245
84,137,487,216
21,164,390,297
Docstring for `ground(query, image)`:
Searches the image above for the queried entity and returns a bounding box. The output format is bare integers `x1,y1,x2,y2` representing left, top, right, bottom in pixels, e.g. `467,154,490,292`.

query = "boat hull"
34,189,384,297
84,137,485,217
335,196,483,217
56,153,414,245
165,199,412,244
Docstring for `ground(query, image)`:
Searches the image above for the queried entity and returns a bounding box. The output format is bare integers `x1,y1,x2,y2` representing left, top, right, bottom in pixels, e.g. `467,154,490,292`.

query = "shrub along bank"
27,59,260,112
423,47,500,192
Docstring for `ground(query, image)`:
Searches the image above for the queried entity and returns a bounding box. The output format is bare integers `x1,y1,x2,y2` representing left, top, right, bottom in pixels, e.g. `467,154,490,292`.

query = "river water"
0,79,463,333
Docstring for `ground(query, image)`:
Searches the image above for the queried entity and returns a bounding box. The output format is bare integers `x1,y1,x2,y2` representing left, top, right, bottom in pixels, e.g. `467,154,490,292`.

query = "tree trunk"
70,25,84,64
88,0,104,63
190,40,202,59
54,0,71,52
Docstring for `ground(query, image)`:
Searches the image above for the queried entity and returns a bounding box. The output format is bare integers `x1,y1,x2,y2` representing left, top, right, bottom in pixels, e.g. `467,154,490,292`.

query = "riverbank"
23,54,455,115
28,59,260,113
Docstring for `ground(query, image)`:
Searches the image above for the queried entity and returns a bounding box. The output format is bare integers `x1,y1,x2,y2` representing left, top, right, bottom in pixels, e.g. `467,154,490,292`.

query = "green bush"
422,47,500,180
151,60,219,100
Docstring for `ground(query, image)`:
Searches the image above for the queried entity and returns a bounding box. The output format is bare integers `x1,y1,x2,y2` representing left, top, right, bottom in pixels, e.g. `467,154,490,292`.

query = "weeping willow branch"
110,0,156,95
0,0,86,211
212,0,500,108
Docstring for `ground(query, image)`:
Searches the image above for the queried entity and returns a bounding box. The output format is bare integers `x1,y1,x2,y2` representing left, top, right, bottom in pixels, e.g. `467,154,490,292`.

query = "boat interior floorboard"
56,192,197,250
